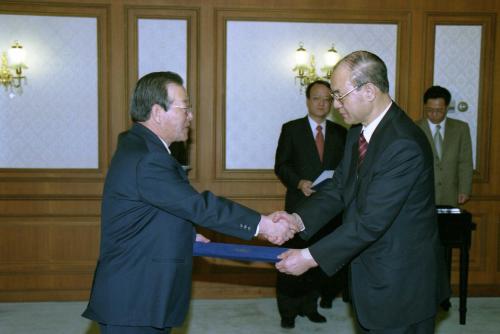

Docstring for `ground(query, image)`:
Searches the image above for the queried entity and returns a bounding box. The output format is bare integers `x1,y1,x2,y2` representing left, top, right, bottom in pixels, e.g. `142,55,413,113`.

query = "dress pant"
356,316,435,334
276,214,345,318
309,214,347,305
320,265,347,303
276,232,321,319
99,323,171,334
276,269,320,318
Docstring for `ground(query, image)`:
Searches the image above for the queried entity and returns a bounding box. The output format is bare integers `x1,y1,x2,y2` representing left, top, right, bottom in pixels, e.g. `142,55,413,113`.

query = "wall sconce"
293,42,340,92
0,41,28,97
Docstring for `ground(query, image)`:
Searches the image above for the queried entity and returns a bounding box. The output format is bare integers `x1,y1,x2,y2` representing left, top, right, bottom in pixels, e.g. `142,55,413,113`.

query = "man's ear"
151,104,164,123
364,83,377,102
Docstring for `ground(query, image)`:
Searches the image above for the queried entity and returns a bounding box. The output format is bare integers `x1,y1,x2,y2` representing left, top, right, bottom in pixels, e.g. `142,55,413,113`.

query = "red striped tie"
358,131,368,167
315,125,324,162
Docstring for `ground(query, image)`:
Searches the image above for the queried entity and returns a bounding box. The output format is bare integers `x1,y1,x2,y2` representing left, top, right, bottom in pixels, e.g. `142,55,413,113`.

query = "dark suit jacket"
295,103,447,329
416,117,473,206
274,116,346,301
275,116,347,213
82,123,259,328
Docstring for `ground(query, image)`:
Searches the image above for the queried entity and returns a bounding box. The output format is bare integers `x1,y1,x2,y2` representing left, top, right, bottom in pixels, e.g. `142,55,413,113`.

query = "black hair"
423,85,451,106
130,71,184,122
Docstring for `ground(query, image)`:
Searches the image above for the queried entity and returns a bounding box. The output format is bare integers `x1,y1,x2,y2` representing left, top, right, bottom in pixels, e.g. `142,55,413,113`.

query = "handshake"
257,211,302,245
258,212,320,276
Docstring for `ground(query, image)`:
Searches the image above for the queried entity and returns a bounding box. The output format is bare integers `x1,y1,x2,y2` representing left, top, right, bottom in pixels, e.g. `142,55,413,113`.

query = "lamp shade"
7,41,26,66
295,43,309,67
324,45,340,67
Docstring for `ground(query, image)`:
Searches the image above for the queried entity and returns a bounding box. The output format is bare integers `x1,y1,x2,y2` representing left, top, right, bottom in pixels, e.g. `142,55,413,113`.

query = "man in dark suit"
276,51,448,333
274,80,347,328
82,71,295,334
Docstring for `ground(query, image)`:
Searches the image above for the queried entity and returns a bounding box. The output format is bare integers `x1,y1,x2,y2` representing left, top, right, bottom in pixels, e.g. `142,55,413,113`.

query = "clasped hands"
258,211,319,276
257,211,300,245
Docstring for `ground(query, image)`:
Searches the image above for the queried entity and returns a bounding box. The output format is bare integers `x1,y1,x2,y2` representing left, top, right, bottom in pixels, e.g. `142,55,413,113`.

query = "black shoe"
306,311,327,323
440,299,452,311
320,298,333,309
281,317,295,329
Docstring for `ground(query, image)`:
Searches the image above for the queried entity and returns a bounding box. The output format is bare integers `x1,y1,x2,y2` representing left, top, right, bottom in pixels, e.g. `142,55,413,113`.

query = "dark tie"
315,125,324,162
358,131,368,167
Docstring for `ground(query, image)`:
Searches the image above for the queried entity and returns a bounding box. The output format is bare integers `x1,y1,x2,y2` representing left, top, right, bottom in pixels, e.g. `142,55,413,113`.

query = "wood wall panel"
423,12,496,183
1,0,500,301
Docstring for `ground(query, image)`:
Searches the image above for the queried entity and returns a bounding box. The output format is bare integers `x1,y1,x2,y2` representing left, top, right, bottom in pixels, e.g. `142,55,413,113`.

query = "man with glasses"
275,51,448,333
416,85,473,207
274,80,347,328
82,71,297,334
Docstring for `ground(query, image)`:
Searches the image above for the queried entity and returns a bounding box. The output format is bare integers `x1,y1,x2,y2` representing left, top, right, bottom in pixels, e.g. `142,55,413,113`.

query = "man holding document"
275,51,448,333
274,80,347,328
82,71,297,334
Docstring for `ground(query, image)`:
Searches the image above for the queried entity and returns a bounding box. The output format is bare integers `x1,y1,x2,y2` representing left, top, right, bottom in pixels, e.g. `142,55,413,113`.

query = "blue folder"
193,242,287,263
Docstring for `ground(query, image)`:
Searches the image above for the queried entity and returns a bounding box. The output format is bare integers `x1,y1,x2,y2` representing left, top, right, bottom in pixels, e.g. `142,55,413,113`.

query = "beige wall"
1,0,500,301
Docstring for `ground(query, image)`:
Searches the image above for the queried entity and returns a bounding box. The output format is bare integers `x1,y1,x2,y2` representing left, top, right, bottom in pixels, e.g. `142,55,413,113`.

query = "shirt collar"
158,136,171,154
426,118,447,133
307,116,326,132
361,101,392,143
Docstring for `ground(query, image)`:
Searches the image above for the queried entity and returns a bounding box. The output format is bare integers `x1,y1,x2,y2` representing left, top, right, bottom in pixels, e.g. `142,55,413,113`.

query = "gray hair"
334,50,389,93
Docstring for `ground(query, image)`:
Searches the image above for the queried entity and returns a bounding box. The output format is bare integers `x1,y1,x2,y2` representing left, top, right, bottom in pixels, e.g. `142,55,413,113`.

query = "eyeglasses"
330,82,367,104
170,104,193,114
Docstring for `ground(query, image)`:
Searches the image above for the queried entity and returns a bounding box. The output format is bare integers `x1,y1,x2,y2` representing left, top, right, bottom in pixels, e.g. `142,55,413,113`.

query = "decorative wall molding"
125,5,200,181
0,2,110,180
423,12,496,184
214,8,410,180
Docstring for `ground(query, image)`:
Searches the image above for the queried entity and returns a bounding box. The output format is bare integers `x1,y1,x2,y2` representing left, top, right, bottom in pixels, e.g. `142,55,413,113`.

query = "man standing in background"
416,85,473,311
416,85,473,207
274,80,347,329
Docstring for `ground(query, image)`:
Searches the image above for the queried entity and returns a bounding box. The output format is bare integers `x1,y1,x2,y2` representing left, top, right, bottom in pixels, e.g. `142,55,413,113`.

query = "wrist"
301,248,318,267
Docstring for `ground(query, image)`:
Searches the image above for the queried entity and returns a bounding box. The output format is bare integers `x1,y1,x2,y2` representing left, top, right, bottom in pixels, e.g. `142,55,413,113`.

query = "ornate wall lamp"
0,41,28,97
292,42,340,92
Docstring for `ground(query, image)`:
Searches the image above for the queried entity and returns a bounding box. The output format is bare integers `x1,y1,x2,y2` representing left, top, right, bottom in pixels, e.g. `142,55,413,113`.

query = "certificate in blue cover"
193,242,287,263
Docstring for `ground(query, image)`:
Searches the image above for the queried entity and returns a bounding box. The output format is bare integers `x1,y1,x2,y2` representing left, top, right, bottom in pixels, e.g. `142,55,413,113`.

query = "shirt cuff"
301,248,313,260
292,213,306,232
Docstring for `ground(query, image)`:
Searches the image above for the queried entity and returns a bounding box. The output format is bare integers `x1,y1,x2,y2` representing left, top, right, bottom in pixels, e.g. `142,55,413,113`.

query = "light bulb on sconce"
0,40,28,98
321,44,341,79
292,42,340,92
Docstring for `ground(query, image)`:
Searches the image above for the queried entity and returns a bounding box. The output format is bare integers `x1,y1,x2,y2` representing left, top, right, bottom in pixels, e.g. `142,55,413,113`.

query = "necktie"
315,125,324,162
358,131,368,167
434,124,443,160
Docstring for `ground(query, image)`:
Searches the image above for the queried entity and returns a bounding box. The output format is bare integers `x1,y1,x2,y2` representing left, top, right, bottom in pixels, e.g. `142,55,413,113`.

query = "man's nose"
333,99,342,109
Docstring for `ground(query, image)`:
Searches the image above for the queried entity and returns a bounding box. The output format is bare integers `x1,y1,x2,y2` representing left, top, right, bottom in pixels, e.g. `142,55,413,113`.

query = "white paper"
312,170,334,187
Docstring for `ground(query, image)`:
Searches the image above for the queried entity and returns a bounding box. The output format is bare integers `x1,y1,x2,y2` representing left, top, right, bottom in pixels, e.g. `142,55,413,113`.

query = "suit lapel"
131,123,188,180
323,121,335,166
417,119,438,159
441,118,455,160
357,104,398,176
342,125,362,203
